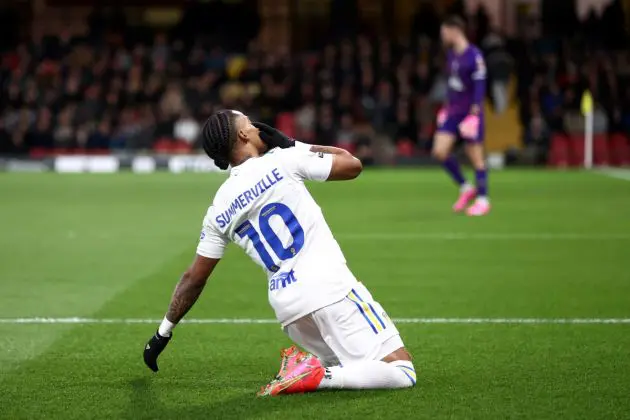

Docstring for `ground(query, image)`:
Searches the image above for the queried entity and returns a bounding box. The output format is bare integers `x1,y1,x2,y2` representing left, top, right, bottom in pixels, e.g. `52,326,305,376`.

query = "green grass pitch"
0,169,629,419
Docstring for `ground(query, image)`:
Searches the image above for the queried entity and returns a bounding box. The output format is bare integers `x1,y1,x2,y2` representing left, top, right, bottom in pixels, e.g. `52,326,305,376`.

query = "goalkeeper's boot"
453,186,477,213
466,197,491,216
257,354,325,396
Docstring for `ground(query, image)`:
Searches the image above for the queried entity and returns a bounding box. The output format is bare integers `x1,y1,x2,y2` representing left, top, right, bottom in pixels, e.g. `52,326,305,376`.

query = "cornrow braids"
201,110,241,170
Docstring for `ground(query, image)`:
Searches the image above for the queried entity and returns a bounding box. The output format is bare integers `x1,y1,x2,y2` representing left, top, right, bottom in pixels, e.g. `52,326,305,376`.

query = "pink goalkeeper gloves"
437,108,448,126
458,114,480,140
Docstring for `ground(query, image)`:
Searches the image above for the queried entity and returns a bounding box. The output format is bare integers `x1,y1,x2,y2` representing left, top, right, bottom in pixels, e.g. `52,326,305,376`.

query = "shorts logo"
200,230,206,240
269,270,297,291
317,152,324,158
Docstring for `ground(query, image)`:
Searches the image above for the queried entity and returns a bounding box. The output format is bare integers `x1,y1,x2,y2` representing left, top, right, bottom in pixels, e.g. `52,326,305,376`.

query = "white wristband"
158,316,175,337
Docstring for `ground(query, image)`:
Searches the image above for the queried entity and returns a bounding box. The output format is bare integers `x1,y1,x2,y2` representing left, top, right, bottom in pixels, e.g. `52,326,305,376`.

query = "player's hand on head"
143,330,172,372
253,122,295,149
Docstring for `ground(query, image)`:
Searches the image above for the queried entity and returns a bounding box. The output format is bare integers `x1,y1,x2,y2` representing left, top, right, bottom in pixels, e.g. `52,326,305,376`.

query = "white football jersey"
196,145,359,326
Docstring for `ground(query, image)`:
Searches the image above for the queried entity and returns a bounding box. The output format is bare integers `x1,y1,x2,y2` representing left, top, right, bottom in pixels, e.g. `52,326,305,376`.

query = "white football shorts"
283,282,404,366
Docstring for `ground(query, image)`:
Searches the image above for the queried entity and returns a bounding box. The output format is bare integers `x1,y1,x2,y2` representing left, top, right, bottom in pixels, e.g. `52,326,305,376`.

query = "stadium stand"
1,0,629,167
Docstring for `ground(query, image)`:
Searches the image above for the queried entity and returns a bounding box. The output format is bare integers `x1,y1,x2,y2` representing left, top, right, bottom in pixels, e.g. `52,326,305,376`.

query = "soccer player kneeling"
142,110,416,395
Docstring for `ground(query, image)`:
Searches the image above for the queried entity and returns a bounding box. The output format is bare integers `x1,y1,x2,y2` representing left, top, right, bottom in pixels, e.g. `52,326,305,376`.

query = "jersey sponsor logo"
269,269,298,291
215,168,284,228
448,75,465,92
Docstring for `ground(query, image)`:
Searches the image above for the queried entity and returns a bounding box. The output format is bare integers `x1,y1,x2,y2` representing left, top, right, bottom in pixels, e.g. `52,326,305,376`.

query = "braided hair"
201,110,240,170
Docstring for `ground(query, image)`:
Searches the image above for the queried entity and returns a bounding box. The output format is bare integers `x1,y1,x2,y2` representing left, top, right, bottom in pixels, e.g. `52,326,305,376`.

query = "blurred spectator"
295,100,316,143
0,120,12,154
395,100,415,142
10,129,29,155
317,104,336,146
25,109,54,149
337,113,356,151
524,103,550,147
53,106,76,148
76,85,103,124
174,109,201,145
541,83,565,132
413,62,432,96
160,82,185,118
482,29,512,114
152,33,170,67
87,119,112,150
593,104,610,134
373,80,395,131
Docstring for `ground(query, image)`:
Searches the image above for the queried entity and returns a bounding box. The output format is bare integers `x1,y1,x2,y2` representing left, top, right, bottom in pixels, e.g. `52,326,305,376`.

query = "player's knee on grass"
382,346,413,363
391,360,417,388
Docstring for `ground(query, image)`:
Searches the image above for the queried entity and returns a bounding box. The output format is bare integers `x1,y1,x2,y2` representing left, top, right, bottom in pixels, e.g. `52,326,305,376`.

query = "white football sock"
461,182,474,193
318,360,416,390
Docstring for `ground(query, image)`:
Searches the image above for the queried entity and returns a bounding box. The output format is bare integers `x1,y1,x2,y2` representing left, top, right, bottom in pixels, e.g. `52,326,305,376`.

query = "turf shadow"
124,376,397,420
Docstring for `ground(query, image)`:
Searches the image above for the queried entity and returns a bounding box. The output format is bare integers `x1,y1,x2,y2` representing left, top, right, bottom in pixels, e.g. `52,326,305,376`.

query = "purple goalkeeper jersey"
445,45,487,115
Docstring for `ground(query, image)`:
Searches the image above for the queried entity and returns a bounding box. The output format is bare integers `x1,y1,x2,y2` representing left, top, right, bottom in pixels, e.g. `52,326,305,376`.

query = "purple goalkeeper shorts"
437,112,485,143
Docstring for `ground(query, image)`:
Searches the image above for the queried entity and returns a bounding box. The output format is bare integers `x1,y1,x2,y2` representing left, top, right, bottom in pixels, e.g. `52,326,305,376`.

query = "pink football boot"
258,354,325,396
453,187,477,213
274,346,309,380
466,198,491,216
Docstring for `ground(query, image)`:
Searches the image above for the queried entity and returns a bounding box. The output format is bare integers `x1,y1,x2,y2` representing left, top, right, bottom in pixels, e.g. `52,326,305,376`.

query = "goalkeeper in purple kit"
432,16,491,216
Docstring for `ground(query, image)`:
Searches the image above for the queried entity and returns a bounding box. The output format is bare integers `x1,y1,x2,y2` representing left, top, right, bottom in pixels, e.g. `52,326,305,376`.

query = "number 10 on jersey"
235,202,305,272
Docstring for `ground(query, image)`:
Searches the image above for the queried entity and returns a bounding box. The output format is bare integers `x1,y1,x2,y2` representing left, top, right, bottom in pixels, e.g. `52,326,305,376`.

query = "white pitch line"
337,233,630,241
596,169,630,182
14,232,630,241
0,317,629,325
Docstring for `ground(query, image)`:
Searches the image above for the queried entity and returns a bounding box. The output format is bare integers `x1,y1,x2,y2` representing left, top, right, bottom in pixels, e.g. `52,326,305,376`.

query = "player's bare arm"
143,255,219,372
166,255,220,323
308,145,363,181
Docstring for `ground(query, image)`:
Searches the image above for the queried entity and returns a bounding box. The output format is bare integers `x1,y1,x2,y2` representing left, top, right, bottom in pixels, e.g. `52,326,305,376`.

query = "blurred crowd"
515,20,630,160
0,32,454,160
1,1,629,163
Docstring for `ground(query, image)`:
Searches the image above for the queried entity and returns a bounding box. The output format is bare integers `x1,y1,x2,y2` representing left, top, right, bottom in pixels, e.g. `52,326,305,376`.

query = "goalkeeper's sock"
442,155,467,187
317,360,416,390
475,168,489,199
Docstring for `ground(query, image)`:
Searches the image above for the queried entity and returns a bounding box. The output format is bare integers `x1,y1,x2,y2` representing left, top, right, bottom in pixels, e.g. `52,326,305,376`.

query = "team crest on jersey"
448,75,464,92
